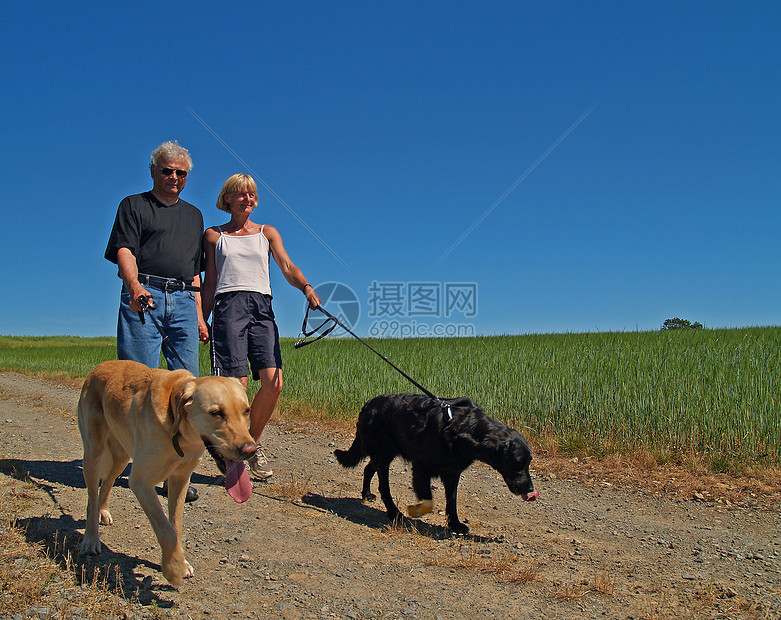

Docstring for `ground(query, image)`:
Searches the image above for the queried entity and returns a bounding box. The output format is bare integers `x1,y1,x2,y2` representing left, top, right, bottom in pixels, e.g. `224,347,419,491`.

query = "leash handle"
137,295,154,324
294,305,337,348
137,294,156,311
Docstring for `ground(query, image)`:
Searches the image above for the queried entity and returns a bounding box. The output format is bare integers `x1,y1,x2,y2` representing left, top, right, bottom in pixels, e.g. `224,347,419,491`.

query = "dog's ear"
170,380,197,435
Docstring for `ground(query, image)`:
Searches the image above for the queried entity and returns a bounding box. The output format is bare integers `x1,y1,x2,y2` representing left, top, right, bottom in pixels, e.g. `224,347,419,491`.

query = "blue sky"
1,2,778,338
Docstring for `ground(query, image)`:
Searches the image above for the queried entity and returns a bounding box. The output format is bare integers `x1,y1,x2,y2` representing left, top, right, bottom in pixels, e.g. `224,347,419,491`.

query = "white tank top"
214,225,272,296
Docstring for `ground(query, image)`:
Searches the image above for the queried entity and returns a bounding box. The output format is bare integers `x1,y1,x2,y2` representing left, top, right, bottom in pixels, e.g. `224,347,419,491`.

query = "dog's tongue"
521,490,539,502
224,459,253,503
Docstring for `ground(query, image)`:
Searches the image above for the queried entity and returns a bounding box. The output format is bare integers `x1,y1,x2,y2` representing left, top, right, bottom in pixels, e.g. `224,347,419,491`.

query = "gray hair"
149,141,194,171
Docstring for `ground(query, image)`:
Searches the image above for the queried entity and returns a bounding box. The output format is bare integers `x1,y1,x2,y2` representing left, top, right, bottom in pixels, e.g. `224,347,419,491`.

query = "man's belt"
138,273,200,292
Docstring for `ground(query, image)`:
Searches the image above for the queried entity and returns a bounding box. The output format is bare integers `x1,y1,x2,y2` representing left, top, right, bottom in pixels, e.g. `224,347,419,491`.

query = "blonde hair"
216,174,259,212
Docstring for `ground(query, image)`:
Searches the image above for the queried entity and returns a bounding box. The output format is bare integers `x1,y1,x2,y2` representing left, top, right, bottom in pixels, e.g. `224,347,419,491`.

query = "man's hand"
129,287,154,312
117,248,153,313
198,320,210,343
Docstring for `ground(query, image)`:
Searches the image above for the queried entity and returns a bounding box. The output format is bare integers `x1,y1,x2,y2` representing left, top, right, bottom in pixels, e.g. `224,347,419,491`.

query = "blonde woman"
202,174,320,479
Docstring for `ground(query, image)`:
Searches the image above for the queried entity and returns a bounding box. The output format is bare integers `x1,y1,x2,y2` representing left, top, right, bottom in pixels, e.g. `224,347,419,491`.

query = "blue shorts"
210,291,282,379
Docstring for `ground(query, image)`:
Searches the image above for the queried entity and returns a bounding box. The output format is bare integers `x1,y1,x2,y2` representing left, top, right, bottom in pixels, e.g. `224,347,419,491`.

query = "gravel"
0,371,779,619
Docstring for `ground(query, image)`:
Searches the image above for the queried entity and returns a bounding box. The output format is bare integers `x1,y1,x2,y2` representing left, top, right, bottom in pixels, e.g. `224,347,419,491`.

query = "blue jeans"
117,286,200,376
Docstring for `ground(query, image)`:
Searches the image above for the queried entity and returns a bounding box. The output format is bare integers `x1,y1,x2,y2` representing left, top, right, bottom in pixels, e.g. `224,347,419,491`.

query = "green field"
1,328,778,472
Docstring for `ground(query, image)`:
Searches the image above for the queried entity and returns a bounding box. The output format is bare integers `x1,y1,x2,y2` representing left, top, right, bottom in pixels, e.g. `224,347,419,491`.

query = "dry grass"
0,516,149,620
424,541,540,584
0,462,38,508
592,570,615,595
635,582,771,620
532,450,781,510
0,474,161,619
262,473,313,501
376,520,439,551
552,570,615,600
372,518,540,584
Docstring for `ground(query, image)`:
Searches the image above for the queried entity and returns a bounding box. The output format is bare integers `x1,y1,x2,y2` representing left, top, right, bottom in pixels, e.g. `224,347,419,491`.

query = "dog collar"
172,432,184,457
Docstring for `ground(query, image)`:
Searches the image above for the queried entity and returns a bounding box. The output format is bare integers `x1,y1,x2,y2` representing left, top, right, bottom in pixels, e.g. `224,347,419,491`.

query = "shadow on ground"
14,507,177,608
300,491,501,543
2,457,185,609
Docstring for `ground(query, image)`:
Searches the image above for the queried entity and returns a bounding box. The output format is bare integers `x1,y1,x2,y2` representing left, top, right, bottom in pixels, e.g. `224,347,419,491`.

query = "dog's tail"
333,433,366,468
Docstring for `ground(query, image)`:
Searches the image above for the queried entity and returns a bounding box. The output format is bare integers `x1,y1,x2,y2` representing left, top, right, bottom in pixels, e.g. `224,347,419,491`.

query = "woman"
202,174,321,479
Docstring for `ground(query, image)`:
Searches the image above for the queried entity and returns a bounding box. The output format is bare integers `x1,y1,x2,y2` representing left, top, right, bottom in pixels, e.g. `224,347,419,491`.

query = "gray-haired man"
105,140,208,502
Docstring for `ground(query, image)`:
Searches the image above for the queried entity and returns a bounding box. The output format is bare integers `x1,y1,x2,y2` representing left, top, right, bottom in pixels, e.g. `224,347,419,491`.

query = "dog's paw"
162,561,185,587
448,520,470,535
407,499,434,518
386,508,402,523
361,492,377,503
162,550,191,587
79,537,102,555
99,509,113,526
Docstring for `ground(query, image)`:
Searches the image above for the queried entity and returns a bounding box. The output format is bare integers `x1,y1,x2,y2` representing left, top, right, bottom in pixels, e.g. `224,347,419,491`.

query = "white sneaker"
247,447,273,480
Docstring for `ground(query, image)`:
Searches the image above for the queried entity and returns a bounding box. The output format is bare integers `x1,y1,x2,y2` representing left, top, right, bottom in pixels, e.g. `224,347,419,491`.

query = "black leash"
295,305,453,419
137,295,189,455
137,295,189,370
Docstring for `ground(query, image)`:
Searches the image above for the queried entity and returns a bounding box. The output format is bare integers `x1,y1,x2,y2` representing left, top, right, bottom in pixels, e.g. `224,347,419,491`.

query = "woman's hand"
304,285,321,309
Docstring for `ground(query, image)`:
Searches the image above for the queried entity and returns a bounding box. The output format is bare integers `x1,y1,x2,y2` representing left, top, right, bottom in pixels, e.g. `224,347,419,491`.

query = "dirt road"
1,372,779,619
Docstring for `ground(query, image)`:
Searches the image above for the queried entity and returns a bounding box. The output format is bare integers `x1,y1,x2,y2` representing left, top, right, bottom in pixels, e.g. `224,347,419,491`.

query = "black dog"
334,393,538,533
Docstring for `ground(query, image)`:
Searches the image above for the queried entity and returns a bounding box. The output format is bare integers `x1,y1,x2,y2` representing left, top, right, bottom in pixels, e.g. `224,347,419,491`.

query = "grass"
376,518,540,584
426,541,541,584
1,327,780,472
280,327,781,472
0,468,158,619
262,474,313,502
0,335,116,381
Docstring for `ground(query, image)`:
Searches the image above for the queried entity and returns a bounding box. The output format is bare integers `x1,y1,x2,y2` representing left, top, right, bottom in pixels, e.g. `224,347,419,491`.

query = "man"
105,140,208,502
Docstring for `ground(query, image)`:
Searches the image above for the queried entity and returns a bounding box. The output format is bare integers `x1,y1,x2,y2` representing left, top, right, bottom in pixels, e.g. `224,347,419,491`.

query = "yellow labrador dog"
78,360,256,586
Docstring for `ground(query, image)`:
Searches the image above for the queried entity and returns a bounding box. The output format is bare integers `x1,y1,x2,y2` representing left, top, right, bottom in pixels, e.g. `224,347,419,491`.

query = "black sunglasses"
159,166,188,177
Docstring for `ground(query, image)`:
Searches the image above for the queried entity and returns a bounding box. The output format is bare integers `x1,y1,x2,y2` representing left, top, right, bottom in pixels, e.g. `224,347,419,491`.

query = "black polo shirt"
105,191,204,280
